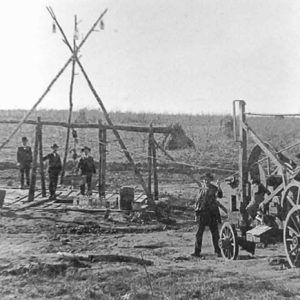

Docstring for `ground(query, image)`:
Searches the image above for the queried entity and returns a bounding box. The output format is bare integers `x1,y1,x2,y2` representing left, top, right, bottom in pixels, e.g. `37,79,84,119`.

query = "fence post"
37,117,46,197
152,132,159,200
28,117,40,201
236,100,248,225
148,124,153,201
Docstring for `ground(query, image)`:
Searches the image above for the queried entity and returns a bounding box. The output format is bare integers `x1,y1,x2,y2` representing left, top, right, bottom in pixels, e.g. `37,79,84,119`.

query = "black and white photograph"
0,1,300,299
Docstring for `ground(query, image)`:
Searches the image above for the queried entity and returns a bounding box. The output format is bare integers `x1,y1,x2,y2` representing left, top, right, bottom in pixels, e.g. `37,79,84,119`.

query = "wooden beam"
37,117,46,197
28,119,40,201
152,131,159,200
147,125,153,200
61,15,77,184
98,119,106,197
0,120,172,133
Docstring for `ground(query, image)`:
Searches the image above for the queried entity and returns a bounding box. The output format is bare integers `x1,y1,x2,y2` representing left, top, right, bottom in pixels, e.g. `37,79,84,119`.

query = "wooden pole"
98,120,106,197
0,120,171,133
37,117,46,197
236,100,248,225
152,132,159,200
102,127,107,197
61,15,77,184
0,9,108,153
28,118,40,201
147,125,153,200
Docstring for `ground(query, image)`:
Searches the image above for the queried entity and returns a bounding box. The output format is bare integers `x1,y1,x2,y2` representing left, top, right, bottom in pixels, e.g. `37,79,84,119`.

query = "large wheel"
284,205,300,268
281,182,300,220
219,222,239,260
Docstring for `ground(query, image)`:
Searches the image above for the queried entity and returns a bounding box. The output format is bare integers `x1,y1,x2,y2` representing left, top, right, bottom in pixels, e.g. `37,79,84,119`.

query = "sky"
1,0,300,114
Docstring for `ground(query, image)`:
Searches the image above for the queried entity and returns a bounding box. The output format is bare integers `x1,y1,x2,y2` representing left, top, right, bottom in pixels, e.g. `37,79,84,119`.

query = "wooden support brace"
147,125,153,200
28,118,40,201
152,131,159,200
38,117,46,197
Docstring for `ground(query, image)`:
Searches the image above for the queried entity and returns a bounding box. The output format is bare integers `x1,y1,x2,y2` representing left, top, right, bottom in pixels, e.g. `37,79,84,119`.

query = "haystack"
165,123,195,150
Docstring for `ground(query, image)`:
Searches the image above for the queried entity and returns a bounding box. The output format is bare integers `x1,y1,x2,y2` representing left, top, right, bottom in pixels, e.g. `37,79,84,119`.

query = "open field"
1,110,300,299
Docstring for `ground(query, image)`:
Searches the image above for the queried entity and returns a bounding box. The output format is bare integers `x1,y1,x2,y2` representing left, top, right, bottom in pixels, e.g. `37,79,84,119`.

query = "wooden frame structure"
0,118,172,202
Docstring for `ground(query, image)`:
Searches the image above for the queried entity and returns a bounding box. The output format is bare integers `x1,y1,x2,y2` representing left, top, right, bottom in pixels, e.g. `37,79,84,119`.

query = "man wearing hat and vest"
192,172,223,258
77,146,96,196
17,136,32,189
43,143,62,199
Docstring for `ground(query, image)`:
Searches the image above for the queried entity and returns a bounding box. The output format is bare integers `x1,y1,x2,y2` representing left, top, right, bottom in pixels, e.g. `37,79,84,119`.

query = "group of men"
17,136,272,258
17,137,96,199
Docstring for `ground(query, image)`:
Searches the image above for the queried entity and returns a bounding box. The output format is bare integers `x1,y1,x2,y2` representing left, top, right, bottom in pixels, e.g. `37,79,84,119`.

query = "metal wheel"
284,205,300,268
219,222,239,260
281,182,300,220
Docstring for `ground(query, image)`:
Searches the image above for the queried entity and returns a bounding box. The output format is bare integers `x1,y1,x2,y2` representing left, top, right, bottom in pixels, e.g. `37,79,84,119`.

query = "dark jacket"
43,153,62,172
195,183,222,221
17,146,32,168
78,156,96,175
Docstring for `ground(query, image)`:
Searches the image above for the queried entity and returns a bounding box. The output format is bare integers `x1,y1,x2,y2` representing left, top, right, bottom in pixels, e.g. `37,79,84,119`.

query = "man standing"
43,144,62,200
192,172,223,258
77,146,96,196
17,137,32,189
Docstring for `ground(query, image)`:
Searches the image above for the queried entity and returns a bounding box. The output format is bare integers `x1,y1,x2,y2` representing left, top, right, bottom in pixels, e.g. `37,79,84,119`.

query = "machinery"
219,100,300,268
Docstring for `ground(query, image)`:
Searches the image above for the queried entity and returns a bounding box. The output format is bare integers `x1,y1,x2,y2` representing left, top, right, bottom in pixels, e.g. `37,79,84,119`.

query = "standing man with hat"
77,146,96,196
17,136,32,189
192,172,223,258
43,143,62,199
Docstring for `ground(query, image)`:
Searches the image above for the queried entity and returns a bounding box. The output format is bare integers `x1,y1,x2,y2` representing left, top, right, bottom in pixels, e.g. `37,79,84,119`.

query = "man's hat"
51,143,59,149
204,172,214,180
22,136,28,141
83,146,91,152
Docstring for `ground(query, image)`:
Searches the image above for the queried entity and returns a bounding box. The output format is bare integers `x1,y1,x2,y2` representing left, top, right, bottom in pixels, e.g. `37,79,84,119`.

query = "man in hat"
43,144,62,199
192,172,223,258
17,137,32,188
77,146,96,195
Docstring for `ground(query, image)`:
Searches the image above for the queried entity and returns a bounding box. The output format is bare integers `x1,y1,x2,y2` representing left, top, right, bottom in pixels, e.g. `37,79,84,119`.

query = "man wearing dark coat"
17,137,32,188
77,146,96,196
192,172,222,258
43,143,62,199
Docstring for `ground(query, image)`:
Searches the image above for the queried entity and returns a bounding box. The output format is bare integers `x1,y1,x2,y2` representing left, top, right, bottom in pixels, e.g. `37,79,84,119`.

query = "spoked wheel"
219,222,239,260
284,205,300,268
281,182,300,220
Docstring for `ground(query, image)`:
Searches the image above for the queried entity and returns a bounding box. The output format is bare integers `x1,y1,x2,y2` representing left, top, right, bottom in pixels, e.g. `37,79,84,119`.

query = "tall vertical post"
28,118,40,201
98,120,106,198
236,100,248,227
37,117,46,197
147,125,153,200
152,134,159,200
61,14,77,184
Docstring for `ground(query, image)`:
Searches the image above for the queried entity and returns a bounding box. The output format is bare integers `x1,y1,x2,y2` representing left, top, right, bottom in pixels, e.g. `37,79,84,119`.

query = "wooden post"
28,118,40,201
152,132,159,200
147,125,153,200
37,117,46,197
236,100,248,226
61,15,77,184
98,120,106,197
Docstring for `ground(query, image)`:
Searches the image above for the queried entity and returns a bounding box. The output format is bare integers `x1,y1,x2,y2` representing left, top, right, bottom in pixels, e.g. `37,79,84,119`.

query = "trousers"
195,211,221,255
49,170,60,196
80,173,93,195
20,167,30,186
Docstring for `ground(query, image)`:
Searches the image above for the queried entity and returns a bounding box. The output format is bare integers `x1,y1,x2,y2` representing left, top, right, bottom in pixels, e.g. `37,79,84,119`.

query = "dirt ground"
0,170,300,299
